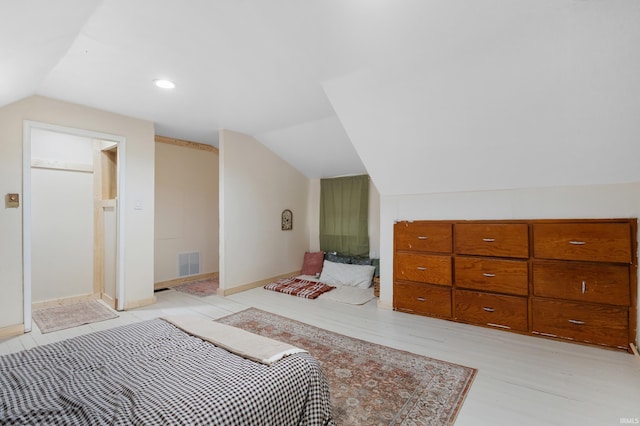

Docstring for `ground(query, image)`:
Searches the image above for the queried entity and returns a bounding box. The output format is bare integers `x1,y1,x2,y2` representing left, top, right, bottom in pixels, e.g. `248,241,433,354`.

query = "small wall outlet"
6,193,19,208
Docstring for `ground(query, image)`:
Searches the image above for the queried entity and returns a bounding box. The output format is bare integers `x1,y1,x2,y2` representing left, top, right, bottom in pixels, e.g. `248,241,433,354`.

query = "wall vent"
178,251,200,277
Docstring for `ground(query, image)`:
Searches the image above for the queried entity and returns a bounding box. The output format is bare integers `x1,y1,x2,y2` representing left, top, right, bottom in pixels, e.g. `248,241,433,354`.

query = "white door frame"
22,121,126,331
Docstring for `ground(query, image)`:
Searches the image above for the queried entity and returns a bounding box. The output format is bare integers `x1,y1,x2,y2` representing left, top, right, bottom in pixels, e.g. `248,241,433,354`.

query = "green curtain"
319,175,369,257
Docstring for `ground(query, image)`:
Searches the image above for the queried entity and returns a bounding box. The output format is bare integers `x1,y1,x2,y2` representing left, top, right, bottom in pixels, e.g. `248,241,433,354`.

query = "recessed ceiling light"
153,79,176,89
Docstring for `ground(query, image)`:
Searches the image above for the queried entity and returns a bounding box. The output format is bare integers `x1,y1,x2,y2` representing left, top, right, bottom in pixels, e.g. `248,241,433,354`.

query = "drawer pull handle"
568,319,585,325
416,297,426,302
482,238,495,242
417,267,427,271
581,280,586,294
417,236,429,240
488,323,511,330
569,241,586,245
483,273,496,278
483,307,495,313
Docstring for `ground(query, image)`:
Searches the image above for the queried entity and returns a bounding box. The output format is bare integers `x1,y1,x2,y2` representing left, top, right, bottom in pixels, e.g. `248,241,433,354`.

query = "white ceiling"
3,1,640,190
2,0,371,178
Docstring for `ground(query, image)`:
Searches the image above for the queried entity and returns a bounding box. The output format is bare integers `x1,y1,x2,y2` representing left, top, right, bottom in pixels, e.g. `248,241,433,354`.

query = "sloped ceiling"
0,0,102,107
2,1,639,190
325,0,640,195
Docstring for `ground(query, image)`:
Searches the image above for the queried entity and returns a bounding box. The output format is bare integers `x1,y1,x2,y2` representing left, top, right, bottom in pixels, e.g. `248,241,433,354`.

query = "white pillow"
319,260,376,289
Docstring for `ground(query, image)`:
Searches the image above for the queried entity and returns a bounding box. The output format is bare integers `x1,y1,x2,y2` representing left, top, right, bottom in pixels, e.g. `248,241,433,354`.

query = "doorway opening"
22,121,126,332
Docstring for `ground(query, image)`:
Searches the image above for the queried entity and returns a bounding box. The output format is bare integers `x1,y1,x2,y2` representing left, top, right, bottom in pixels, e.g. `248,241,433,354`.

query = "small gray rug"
33,300,118,334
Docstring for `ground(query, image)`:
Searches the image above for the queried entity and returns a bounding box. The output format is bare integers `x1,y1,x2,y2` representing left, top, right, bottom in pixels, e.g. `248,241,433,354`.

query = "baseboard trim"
32,293,100,310
101,293,116,309
218,271,300,297
154,272,218,290
630,343,640,362
123,296,157,311
0,324,25,340
377,299,393,310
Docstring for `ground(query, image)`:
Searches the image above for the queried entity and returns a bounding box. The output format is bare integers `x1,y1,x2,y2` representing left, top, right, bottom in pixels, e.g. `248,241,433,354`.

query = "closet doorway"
22,121,126,332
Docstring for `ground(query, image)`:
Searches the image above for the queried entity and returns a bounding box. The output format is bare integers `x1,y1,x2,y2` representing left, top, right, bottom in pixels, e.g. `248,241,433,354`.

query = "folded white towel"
161,315,307,365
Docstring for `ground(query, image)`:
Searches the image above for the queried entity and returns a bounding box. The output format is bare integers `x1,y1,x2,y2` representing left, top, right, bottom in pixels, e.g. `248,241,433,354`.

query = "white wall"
219,129,310,291
0,95,155,330
31,129,94,302
378,182,640,343
155,142,219,283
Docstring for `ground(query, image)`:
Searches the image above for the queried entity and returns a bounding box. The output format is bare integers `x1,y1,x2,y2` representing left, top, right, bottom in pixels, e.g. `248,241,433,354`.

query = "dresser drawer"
454,289,528,331
395,221,452,253
533,223,632,263
455,257,528,296
533,261,630,306
394,282,452,318
455,223,529,258
395,253,452,285
532,298,629,349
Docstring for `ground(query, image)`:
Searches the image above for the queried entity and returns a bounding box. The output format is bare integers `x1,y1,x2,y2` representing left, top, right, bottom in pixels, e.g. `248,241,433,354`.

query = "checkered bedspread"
0,319,334,425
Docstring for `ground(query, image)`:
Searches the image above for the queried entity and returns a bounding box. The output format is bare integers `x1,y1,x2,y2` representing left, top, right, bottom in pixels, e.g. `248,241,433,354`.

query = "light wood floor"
2,287,639,425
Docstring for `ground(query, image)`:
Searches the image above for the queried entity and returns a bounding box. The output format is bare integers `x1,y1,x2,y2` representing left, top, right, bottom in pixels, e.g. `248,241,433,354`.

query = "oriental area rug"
32,300,118,334
174,277,219,297
217,308,477,425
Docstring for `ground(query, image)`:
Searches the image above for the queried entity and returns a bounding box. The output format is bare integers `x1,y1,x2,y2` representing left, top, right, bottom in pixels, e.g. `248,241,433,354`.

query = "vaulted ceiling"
3,1,639,193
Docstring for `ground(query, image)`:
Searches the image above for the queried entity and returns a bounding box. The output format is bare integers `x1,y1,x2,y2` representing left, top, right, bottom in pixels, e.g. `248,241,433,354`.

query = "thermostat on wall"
6,193,19,208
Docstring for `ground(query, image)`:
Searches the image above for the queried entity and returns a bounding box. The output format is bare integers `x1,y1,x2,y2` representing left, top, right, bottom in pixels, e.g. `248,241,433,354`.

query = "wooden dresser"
393,219,638,351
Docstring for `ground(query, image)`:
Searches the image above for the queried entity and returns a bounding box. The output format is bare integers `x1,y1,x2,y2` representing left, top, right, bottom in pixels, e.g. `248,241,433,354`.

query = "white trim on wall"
22,121,127,330
22,122,32,332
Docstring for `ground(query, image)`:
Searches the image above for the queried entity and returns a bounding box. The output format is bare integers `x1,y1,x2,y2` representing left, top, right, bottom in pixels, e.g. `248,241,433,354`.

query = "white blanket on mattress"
297,275,376,305
162,315,307,365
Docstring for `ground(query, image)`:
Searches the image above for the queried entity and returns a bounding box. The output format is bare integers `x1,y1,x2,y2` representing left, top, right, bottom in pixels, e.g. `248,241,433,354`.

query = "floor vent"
178,252,200,277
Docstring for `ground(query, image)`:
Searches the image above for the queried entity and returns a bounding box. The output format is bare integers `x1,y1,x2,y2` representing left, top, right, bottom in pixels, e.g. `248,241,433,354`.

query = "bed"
264,252,379,305
0,317,334,425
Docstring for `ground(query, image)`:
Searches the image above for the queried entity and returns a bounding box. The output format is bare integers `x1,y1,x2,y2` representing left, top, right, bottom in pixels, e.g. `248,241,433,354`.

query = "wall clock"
281,209,293,230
